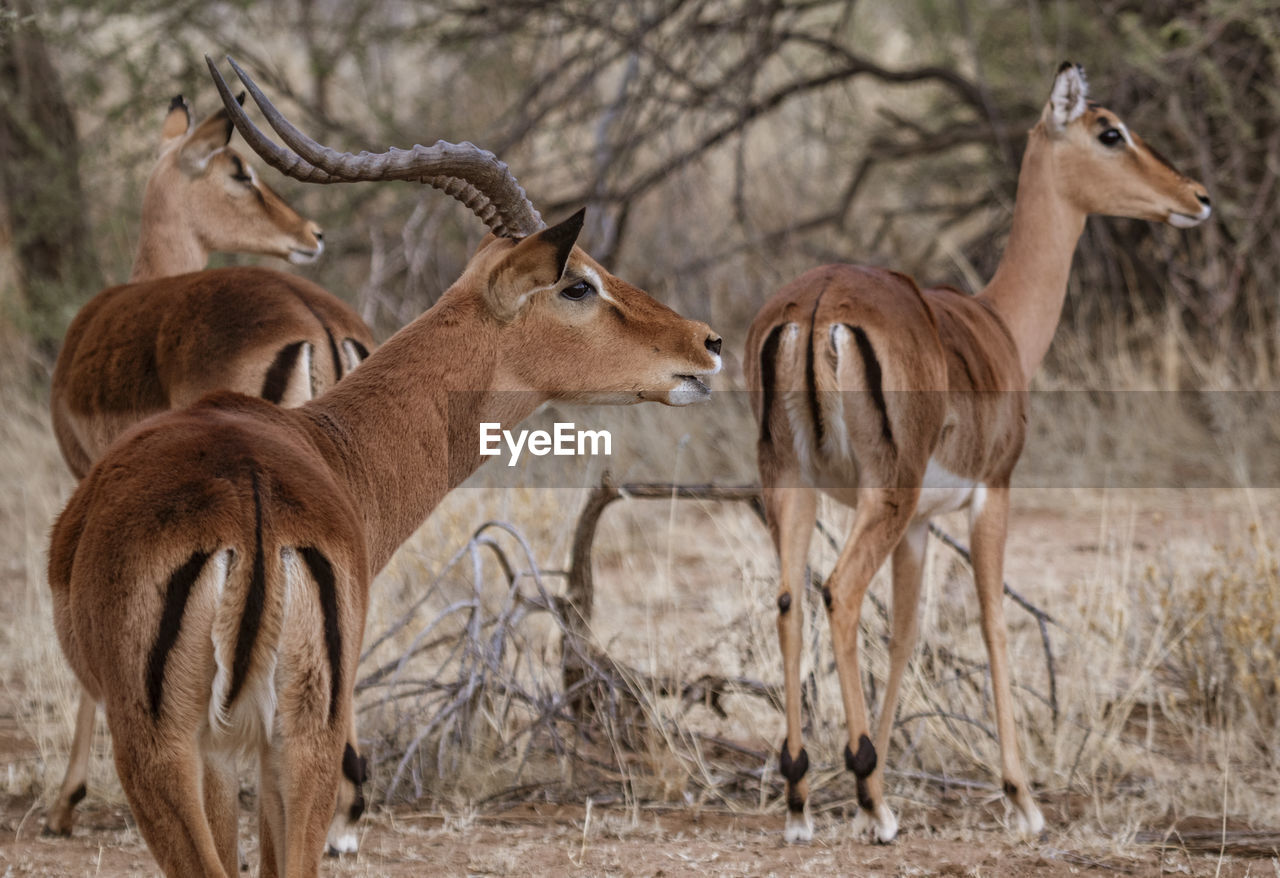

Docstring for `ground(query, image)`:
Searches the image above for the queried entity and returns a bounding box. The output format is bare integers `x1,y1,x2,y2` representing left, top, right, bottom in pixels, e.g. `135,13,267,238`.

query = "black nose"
1196,193,1211,207
705,335,722,356
314,230,325,241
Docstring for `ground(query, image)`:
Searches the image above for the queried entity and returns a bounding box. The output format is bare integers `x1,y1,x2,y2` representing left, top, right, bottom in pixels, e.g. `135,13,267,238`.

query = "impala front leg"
970,485,1044,837
765,483,817,842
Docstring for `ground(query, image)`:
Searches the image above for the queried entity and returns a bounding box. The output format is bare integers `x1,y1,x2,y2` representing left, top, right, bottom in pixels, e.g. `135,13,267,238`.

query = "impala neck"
300,288,543,574
977,127,1087,384
129,196,208,281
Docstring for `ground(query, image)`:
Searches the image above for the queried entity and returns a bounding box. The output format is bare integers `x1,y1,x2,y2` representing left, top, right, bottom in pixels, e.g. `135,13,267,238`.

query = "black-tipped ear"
539,207,586,282
1045,61,1089,133
235,90,246,107
160,95,192,147
178,103,238,171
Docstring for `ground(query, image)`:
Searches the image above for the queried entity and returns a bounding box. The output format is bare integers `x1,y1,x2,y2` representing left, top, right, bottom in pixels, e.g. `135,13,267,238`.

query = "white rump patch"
207,549,236,735
341,339,365,375
299,342,313,395
776,324,814,471
294,340,314,403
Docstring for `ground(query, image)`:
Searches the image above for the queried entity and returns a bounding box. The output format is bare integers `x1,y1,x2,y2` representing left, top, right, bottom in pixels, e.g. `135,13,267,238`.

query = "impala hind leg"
325,729,367,856
283,730,344,877
258,743,286,878
44,688,97,836
970,486,1044,837
826,488,919,844
111,733,229,878
764,484,818,843
259,724,343,877
203,751,241,876
870,520,929,808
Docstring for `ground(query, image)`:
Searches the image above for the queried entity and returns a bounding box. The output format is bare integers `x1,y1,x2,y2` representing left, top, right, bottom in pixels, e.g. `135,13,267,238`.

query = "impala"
45,93,374,854
45,56,721,878
746,63,1210,844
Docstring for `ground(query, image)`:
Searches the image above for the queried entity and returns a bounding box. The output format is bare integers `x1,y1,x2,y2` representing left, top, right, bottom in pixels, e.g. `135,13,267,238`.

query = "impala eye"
561,280,595,301
1098,128,1124,148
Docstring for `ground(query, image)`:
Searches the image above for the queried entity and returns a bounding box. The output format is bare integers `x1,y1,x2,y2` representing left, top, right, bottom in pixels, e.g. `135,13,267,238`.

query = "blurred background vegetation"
1,0,1275,389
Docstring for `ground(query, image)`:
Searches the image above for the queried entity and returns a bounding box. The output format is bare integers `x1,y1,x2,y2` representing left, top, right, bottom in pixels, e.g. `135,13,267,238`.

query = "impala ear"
486,208,586,320
1044,61,1088,134
160,95,192,150
177,92,245,173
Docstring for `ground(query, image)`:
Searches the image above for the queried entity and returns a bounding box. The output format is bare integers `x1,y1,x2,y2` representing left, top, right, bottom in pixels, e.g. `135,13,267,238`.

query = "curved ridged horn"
205,56,544,238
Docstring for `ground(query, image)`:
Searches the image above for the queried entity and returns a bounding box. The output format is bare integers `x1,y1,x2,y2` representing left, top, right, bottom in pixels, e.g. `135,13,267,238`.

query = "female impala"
51,93,372,479
746,63,1210,844
46,57,721,878
45,93,373,854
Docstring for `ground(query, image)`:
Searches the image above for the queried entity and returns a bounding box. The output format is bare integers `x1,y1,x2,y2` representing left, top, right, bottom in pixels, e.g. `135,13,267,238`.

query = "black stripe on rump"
805,291,827,448
227,468,266,710
146,550,212,717
846,325,894,448
261,341,306,404
758,325,785,445
300,546,342,724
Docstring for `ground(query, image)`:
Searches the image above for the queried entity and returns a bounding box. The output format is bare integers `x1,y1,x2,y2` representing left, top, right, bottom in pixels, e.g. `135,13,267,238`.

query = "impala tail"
203,471,348,755
205,467,287,749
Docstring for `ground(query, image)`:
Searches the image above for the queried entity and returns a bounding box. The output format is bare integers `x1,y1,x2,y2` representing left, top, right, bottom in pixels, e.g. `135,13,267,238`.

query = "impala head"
147,94,324,264
1038,62,1211,228
207,56,722,406
467,210,721,404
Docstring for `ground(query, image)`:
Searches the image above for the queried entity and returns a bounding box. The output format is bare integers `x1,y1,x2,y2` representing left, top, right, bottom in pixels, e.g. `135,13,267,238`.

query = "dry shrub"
1152,528,1280,739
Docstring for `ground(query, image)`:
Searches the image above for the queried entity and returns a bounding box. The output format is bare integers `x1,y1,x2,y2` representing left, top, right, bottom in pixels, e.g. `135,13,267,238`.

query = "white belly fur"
916,457,985,518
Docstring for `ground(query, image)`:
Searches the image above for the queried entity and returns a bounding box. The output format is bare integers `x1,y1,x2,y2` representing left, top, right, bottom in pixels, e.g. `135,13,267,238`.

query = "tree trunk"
0,0,100,357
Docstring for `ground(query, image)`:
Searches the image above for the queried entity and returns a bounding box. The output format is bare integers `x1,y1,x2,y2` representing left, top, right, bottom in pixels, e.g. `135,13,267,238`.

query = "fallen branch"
1134,828,1280,859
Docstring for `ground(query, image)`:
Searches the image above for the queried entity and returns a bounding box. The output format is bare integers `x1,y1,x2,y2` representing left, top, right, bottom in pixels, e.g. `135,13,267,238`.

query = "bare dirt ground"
0,787,1268,877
